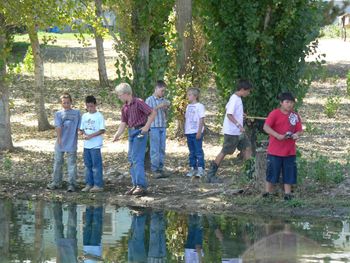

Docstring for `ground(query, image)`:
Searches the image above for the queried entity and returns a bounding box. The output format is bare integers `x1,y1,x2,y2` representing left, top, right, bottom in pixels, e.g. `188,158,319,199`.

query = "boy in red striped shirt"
113,83,156,196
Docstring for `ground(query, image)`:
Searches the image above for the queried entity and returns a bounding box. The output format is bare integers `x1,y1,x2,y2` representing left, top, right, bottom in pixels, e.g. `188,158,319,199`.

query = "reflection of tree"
34,200,45,262
0,200,10,261
166,211,187,261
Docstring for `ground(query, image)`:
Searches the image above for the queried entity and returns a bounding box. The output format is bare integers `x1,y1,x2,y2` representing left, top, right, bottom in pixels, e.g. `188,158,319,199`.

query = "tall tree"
94,0,110,88
0,13,13,150
1,0,73,131
175,0,193,76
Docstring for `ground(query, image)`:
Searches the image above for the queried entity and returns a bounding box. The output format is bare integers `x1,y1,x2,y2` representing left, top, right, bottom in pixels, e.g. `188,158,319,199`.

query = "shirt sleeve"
198,104,205,118
145,97,153,108
121,106,128,123
137,99,152,116
225,96,235,115
79,114,84,130
99,113,106,130
265,110,276,127
54,112,62,128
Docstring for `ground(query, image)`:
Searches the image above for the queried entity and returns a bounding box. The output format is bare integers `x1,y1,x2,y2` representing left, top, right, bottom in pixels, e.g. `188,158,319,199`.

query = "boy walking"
185,88,206,178
145,80,170,178
113,83,156,196
47,93,81,192
206,80,253,183
263,92,302,200
80,96,106,193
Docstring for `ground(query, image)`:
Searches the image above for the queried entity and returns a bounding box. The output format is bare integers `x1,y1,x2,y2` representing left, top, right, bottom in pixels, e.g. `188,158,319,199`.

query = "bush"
324,96,340,118
320,24,342,39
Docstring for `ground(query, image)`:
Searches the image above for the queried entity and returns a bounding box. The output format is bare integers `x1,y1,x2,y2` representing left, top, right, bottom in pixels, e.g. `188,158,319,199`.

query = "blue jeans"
128,129,148,189
149,127,166,172
149,212,166,258
83,148,103,187
83,206,103,246
128,214,147,262
186,133,205,169
52,150,77,186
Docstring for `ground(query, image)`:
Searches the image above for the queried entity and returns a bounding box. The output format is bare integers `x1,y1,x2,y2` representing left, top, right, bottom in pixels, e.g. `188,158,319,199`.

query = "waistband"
129,124,145,130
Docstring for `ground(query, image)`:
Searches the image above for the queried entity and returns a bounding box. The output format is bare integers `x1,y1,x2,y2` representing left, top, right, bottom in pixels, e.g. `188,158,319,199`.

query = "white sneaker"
90,186,103,192
186,168,196,177
196,167,205,178
81,185,92,192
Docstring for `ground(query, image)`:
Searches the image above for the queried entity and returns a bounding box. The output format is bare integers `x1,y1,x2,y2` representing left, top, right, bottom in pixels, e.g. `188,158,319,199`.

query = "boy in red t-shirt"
263,92,303,200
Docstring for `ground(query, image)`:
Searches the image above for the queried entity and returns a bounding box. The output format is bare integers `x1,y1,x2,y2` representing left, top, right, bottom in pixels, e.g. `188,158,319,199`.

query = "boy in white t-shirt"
206,80,253,183
79,96,106,192
185,88,206,178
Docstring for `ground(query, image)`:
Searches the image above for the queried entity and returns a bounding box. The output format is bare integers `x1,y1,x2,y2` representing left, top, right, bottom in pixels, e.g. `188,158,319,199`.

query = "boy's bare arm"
196,117,205,139
263,123,285,140
141,110,157,133
83,129,105,140
227,113,245,132
113,122,127,142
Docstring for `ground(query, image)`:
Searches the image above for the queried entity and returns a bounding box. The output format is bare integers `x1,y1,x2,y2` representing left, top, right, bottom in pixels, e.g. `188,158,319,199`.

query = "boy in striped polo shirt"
113,83,156,196
145,80,170,178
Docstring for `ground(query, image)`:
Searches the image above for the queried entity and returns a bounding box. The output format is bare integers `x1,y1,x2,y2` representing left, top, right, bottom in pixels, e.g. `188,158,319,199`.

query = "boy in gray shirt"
47,93,81,192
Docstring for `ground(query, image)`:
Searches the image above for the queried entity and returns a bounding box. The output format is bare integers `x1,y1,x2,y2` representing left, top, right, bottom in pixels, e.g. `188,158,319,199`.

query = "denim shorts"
266,154,297,184
221,134,251,155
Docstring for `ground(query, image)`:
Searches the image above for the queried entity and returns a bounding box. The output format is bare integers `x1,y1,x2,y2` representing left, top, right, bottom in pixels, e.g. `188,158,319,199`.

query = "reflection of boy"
148,212,167,262
52,202,77,263
185,214,204,263
128,212,147,262
83,206,103,263
47,93,81,192
263,92,303,201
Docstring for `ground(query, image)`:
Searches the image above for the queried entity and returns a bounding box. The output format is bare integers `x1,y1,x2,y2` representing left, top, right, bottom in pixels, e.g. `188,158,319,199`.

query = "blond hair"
187,87,200,101
115,83,133,95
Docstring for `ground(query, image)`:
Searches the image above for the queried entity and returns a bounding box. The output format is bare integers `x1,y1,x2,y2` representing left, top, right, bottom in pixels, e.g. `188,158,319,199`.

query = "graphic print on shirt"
187,106,198,131
85,118,96,132
288,112,299,133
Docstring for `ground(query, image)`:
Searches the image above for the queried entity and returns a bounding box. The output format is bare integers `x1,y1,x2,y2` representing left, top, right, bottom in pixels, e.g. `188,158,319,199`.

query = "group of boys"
47,79,302,200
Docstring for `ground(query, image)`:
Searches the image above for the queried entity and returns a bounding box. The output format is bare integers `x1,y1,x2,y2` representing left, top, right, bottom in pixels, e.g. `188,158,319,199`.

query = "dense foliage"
198,0,324,118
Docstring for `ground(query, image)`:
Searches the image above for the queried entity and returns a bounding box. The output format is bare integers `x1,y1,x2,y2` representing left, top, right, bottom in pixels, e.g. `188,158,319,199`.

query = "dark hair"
156,80,167,89
236,79,253,91
278,92,295,102
85,95,97,104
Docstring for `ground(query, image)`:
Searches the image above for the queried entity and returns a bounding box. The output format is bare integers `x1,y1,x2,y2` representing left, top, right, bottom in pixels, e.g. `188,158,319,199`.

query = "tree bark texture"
94,0,109,88
28,24,51,131
0,27,13,151
175,0,193,76
255,147,267,193
132,34,150,98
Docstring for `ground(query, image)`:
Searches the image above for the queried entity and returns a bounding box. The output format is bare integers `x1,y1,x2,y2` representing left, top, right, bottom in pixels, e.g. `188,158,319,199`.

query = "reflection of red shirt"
265,109,302,156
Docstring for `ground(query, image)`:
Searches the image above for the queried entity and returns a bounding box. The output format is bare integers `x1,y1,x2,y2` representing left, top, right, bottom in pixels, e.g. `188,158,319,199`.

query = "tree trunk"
254,147,267,193
27,24,51,131
34,201,44,262
175,0,193,76
94,0,109,88
132,34,150,98
0,201,10,259
0,25,13,151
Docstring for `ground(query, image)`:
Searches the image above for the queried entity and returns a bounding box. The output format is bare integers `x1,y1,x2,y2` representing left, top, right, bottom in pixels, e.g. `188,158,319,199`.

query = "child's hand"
112,135,119,142
292,133,299,140
83,134,92,140
196,132,202,140
57,137,62,145
140,126,149,134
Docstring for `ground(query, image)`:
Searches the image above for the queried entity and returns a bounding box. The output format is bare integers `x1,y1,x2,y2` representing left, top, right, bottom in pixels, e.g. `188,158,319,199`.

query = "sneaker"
125,186,137,195
186,167,196,177
81,185,92,192
67,185,75,192
90,186,103,193
46,182,61,190
284,193,294,201
262,192,272,198
196,167,205,178
207,161,218,178
155,170,169,179
207,175,223,183
132,186,147,196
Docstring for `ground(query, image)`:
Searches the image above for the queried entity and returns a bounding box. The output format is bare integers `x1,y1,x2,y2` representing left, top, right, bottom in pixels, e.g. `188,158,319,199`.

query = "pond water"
1,199,350,262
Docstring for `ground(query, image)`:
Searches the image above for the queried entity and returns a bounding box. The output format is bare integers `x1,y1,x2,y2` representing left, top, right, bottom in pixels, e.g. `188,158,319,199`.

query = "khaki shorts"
221,134,251,155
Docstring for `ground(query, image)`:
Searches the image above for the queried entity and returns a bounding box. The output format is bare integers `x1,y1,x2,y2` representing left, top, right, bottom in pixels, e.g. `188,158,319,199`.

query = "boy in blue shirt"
80,96,106,193
47,93,81,192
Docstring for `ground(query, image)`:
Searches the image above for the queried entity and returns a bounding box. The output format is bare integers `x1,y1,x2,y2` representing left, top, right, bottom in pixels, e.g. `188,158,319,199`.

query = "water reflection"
1,199,350,262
